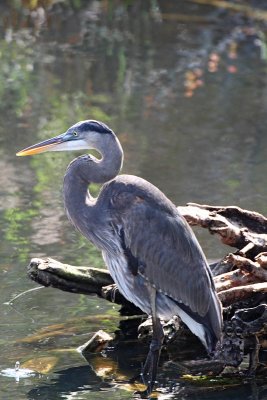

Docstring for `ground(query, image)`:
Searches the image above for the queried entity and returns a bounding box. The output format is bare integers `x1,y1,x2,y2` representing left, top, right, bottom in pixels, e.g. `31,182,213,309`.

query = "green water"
0,1,267,398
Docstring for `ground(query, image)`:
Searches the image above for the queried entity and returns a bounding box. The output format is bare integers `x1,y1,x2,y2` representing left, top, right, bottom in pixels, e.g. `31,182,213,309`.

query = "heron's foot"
134,372,158,397
101,283,119,303
134,387,152,398
128,363,154,395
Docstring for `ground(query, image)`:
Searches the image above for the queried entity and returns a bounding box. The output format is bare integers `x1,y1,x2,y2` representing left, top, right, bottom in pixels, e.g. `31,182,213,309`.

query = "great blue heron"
17,120,222,396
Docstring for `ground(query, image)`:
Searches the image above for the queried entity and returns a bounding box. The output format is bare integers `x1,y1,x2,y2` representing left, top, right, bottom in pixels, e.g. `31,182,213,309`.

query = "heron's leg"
135,287,164,397
141,317,164,390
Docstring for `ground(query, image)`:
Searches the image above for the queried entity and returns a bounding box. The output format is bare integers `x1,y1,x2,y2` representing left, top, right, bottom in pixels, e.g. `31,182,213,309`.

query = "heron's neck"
63,134,123,240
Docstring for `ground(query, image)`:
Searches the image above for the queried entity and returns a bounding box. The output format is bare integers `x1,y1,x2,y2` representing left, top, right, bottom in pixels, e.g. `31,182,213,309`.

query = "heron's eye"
73,131,78,137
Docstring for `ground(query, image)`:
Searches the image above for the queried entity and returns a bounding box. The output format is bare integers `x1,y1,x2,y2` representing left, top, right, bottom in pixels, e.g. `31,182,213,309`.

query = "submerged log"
27,204,267,375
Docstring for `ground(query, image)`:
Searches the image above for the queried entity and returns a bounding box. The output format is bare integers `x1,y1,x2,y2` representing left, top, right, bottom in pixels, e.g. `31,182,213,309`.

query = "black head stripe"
79,121,113,134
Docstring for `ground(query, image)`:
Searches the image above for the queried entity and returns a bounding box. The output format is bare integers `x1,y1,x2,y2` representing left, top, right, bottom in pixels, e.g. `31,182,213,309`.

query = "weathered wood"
178,204,267,257
77,330,113,355
214,269,260,293
254,252,267,269
227,253,267,281
218,282,267,307
28,257,114,297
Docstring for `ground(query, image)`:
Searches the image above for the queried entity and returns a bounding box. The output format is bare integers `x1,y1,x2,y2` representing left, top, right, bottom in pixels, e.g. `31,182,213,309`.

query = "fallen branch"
227,253,267,281
178,204,267,257
27,257,114,297
214,268,260,293
218,282,267,307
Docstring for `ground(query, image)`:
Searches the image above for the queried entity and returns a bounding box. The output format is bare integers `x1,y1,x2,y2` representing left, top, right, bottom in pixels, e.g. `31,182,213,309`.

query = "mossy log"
27,204,267,375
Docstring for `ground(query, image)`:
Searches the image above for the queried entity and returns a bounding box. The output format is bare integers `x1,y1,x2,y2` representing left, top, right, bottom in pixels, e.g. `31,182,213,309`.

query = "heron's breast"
102,251,151,314
101,251,185,320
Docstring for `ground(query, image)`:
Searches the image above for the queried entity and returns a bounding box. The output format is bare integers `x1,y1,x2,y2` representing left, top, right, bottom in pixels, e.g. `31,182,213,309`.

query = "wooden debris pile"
27,204,267,375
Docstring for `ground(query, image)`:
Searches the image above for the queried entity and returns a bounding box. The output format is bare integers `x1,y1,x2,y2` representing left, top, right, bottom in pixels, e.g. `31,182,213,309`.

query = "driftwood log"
27,204,267,375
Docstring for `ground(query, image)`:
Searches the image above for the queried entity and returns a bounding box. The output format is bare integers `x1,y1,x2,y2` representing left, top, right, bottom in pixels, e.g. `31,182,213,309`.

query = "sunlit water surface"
0,1,267,399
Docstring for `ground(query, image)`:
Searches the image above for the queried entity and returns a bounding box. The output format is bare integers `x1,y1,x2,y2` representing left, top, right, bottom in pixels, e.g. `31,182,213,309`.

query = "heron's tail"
173,290,222,354
203,291,223,354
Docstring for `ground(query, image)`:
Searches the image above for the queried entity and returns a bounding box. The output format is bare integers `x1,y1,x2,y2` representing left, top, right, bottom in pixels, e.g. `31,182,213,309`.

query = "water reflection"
1,0,267,399
27,366,108,400
25,364,267,400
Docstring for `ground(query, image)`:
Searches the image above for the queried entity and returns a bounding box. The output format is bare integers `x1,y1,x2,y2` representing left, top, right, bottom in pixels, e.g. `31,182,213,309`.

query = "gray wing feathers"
121,202,214,317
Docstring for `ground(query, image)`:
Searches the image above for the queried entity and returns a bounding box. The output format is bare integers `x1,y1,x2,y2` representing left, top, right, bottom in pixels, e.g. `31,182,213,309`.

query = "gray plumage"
17,120,223,395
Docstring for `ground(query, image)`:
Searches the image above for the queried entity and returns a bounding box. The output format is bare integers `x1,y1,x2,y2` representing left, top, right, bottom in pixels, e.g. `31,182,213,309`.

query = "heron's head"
16,120,114,156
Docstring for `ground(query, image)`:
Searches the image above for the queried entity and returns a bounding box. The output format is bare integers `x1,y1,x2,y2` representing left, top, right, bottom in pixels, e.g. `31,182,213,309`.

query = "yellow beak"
16,135,65,156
